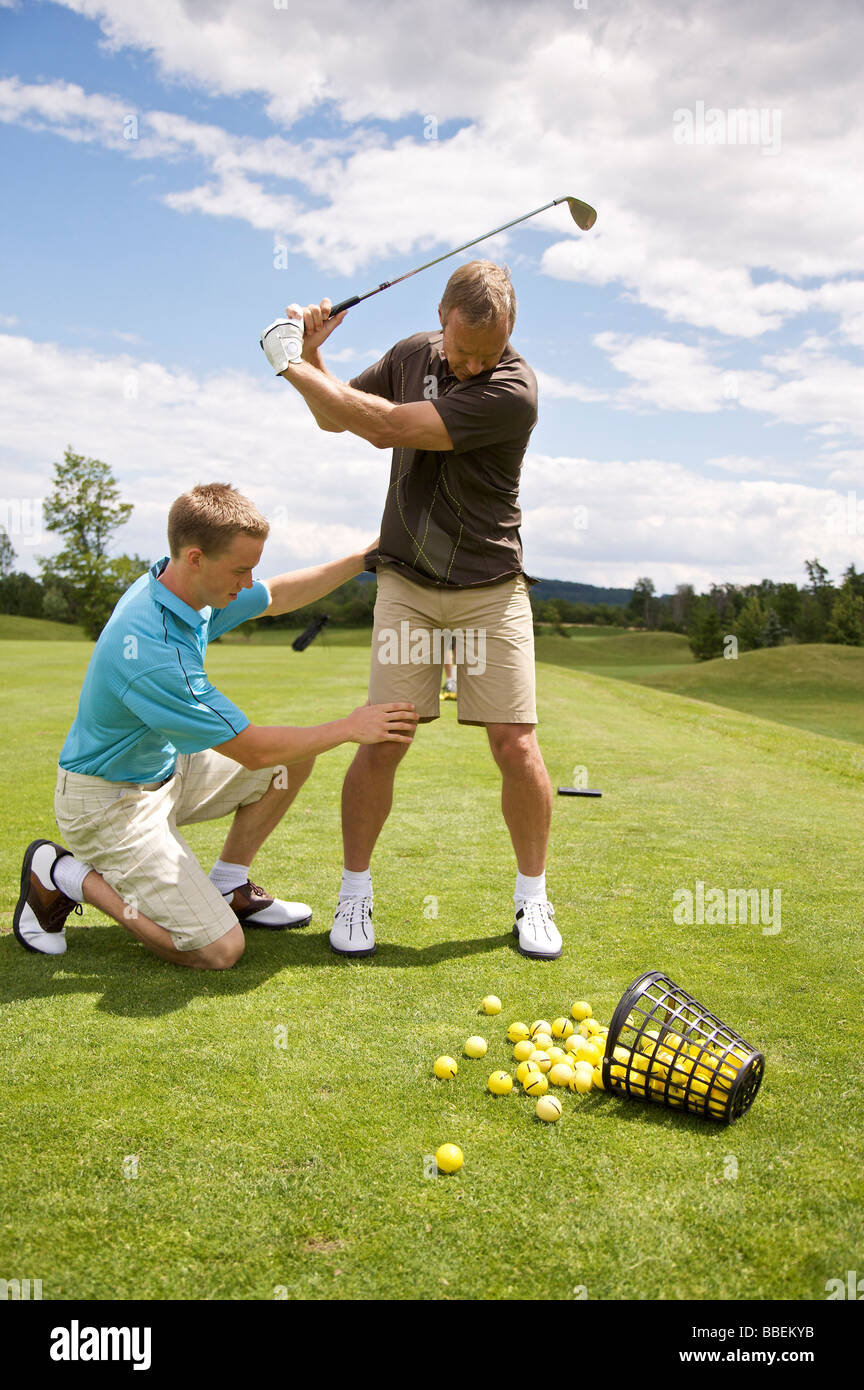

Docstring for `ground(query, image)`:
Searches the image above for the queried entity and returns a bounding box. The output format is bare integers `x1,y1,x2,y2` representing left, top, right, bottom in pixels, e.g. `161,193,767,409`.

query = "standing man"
13,483,416,969
261,261,559,961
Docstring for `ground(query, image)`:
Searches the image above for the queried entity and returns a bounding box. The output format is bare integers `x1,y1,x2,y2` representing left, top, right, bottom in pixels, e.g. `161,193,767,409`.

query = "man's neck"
158,559,204,612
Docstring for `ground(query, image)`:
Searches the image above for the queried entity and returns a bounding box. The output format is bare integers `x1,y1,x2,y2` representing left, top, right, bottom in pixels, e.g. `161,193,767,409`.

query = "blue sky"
1,0,862,591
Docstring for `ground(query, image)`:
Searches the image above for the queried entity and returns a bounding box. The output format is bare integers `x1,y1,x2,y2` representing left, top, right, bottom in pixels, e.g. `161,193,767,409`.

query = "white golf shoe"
13,839,82,956
329,896,375,957
513,898,561,960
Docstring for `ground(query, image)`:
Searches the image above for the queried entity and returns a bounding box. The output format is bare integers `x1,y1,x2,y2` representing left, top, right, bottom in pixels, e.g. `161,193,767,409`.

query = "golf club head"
564,196,597,230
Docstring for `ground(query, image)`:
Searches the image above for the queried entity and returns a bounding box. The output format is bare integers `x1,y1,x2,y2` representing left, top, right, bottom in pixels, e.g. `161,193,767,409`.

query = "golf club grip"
329,296,360,318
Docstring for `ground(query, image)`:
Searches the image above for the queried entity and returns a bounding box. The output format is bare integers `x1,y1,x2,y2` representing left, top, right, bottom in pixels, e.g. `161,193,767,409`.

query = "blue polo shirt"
59,558,271,783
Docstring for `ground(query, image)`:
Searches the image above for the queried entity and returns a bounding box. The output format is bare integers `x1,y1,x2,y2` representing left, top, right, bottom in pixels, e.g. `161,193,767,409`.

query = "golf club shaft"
328,196,583,318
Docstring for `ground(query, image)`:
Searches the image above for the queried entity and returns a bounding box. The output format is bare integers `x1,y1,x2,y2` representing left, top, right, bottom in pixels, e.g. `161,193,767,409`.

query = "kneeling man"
13,484,416,969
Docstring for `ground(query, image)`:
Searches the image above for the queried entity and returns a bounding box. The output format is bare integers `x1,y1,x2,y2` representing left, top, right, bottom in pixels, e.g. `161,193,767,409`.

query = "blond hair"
439,260,516,333
167,484,269,559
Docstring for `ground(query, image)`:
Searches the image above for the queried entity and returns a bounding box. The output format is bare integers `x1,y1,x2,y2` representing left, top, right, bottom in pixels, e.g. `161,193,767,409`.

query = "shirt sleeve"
207,579,271,641
349,346,396,400
431,372,538,451
121,662,250,754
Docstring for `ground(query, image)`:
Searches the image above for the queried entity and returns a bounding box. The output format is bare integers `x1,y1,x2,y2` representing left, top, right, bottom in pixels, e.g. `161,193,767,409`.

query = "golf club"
327,194,596,318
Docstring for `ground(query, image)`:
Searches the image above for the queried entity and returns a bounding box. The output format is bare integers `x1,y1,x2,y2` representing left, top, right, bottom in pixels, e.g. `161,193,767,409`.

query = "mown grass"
0,637,862,1300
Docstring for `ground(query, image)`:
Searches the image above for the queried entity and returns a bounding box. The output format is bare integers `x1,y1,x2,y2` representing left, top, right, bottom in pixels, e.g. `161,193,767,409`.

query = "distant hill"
636,643,864,746
356,570,632,606
528,578,632,606
0,614,88,641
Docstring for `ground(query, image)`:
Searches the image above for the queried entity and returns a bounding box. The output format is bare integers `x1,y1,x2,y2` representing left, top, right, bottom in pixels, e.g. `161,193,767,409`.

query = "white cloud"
533,369,609,404
0,332,386,570
590,331,864,439
0,331,859,592
5,0,864,320
520,454,858,590
593,333,736,413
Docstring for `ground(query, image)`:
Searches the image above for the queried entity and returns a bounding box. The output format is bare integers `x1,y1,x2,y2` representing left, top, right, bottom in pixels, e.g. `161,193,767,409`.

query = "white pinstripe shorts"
54,750,274,952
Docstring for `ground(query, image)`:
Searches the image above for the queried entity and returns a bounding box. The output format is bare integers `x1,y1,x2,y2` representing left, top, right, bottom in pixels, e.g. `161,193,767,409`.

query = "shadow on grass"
0,927,287,1018
0,923,513,1017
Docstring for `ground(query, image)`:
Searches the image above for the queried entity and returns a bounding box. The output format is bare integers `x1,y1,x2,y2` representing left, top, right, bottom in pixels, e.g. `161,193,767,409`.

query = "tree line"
625,565,864,658
2,450,861,654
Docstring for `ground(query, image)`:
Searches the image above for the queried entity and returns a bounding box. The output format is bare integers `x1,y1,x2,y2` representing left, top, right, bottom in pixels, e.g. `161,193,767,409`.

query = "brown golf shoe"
13,839,83,955
225,880,312,930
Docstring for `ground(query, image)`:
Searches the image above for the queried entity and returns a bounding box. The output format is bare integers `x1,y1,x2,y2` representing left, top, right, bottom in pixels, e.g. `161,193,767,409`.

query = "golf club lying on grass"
327,194,597,318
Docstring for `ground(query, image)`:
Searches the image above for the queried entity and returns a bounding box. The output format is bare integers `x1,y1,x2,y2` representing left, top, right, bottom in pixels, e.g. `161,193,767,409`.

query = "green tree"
40,447,134,639
42,585,72,623
804,557,834,621
734,594,767,651
826,581,864,646
0,525,15,579
0,571,44,617
760,608,784,648
688,602,725,661
774,582,801,632
842,564,864,600
627,577,655,628
797,591,826,643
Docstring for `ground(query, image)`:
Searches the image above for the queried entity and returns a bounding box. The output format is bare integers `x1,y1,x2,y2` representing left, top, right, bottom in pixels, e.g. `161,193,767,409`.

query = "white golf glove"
260,315,304,373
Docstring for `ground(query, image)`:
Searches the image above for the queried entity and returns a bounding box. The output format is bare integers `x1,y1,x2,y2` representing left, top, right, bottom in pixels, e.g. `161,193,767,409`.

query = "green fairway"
1,637,862,1300
537,630,864,745
635,643,864,746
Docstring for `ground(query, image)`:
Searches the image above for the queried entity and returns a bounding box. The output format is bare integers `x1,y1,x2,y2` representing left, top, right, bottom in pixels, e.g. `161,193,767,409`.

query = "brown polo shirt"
350,331,538,588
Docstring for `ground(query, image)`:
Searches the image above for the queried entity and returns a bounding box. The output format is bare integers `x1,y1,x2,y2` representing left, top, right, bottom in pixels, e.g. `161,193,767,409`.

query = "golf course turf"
1,631,861,1300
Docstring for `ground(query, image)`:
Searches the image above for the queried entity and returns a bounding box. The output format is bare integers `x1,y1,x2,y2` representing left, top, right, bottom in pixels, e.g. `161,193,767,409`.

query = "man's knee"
352,738,412,773
487,723,538,769
193,923,245,970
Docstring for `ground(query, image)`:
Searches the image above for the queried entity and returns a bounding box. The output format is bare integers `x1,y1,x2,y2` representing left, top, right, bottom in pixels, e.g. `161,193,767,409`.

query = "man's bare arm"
263,545,375,617
285,299,454,449
214,703,418,770
283,359,454,450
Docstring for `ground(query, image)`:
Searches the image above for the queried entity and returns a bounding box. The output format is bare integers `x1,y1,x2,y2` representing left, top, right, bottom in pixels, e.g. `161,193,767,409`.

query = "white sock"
52,853,91,903
515,870,546,903
210,859,250,895
340,867,372,900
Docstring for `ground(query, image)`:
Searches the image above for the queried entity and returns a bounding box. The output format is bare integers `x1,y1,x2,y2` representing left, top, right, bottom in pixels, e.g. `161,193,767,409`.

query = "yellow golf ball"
551,1017,575,1039
584,1018,602,1036
547,1046,568,1064
507,1021,531,1043
464,1036,488,1059
592,1065,605,1090
536,1095,563,1123
513,1039,536,1063
570,1061,594,1095
481,995,502,1015
531,1050,552,1074
435,1143,464,1174
582,1040,604,1067
549,1063,575,1088
530,1020,552,1038
433,1055,458,1080
571,1001,593,1022
488,1070,513,1095
531,1031,553,1052
522,1071,549,1097
516,1059,541,1085
568,1036,594,1062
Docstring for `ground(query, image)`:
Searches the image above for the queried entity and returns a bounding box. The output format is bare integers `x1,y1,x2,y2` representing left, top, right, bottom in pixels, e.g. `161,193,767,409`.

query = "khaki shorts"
368,567,537,726
54,750,275,952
